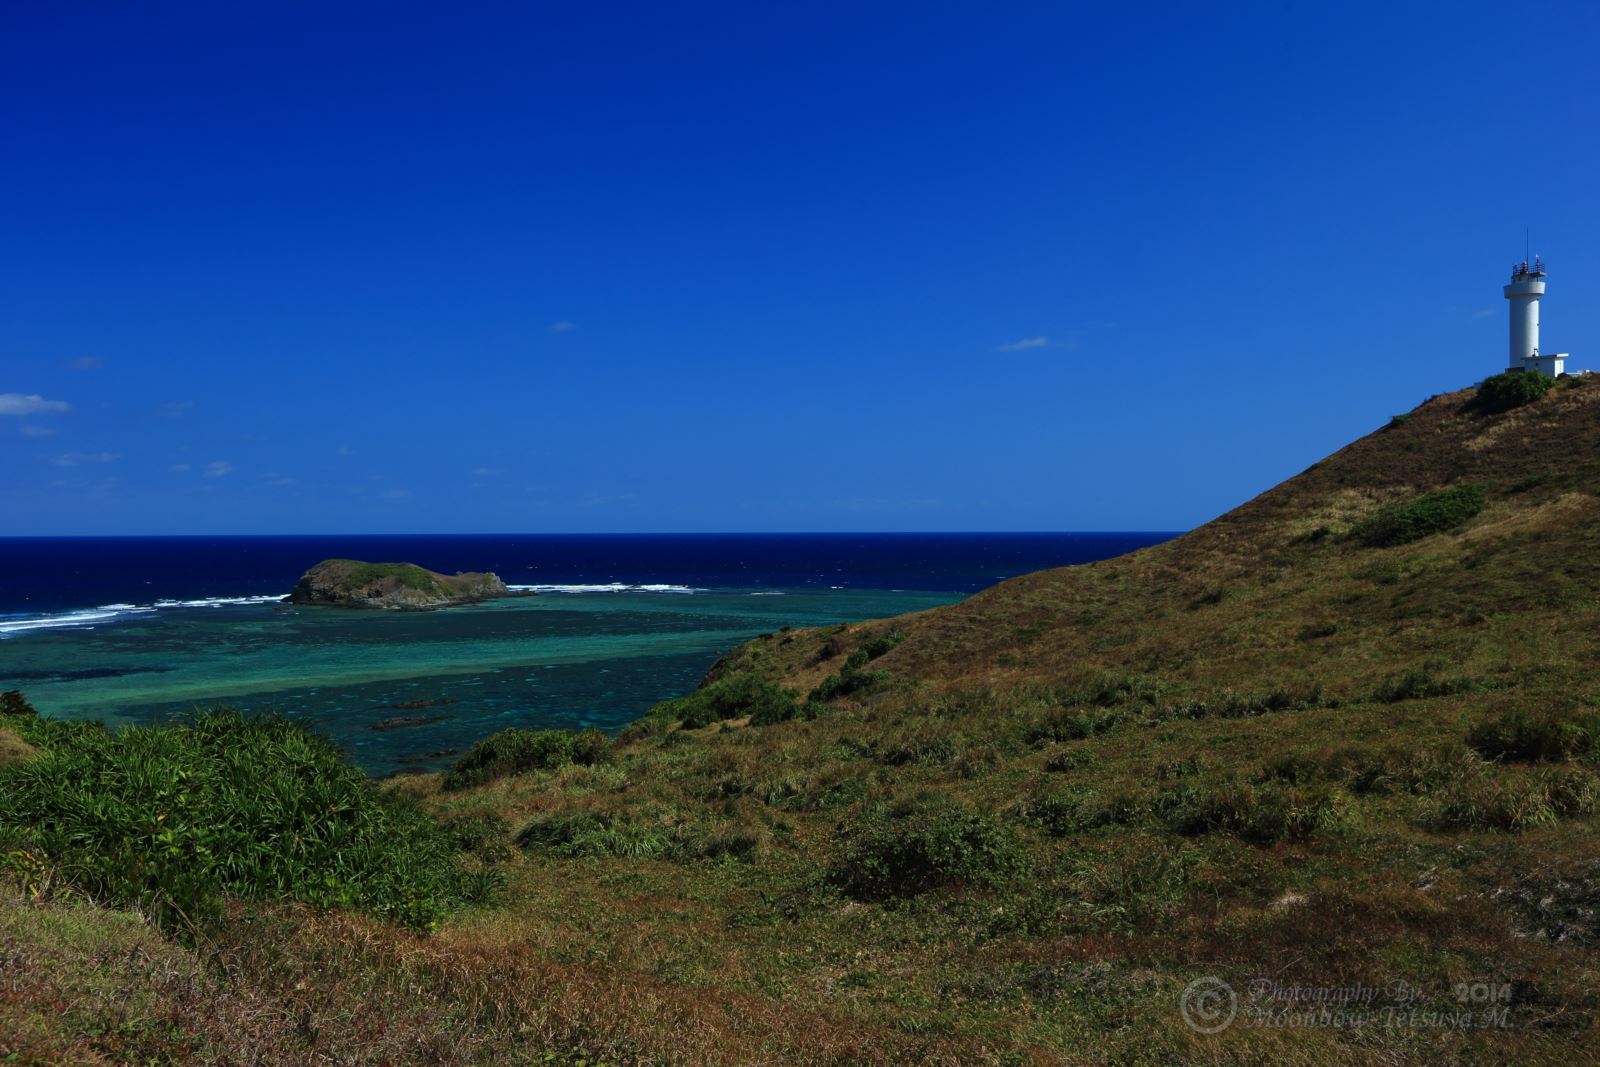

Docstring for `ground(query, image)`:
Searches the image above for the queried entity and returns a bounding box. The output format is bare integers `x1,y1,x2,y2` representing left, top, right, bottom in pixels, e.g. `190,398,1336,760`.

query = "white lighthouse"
1504,255,1569,376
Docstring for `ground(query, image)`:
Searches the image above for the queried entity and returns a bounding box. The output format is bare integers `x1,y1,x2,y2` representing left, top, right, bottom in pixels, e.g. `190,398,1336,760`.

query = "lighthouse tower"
1504,256,1568,376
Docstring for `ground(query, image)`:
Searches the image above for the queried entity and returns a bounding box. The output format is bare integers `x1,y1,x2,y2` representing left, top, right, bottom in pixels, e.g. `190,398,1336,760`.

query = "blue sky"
3,2,1597,535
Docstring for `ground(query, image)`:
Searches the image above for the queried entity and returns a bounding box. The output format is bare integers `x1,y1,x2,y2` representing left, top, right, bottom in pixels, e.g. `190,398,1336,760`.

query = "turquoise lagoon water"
2,586,957,776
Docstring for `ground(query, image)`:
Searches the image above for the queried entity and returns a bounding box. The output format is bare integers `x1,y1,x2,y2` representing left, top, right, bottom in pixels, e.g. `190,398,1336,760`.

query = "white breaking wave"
0,594,289,638
152,595,287,609
507,582,701,594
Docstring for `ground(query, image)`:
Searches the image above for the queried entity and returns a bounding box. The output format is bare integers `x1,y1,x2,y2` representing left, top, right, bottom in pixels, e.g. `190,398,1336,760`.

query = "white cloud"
1470,308,1496,320
998,337,1050,351
381,488,413,501
0,393,70,415
204,460,234,478
68,357,106,370
336,445,356,458
169,464,193,473
549,321,577,333
997,336,1078,353
157,401,195,418
52,451,117,466
18,425,56,437
470,467,502,478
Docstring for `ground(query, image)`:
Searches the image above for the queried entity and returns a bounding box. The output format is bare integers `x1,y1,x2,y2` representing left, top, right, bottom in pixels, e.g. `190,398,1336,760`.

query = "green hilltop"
4,373,1600,1064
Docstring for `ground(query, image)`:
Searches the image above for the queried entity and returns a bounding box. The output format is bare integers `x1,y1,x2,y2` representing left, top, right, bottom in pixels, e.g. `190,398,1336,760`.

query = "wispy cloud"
52,451,117,467
169,464,192,473
157,401,195,418
203,460,234,478
380,488,413,501
549,321,578,333
1470,308,1496,320
262,472,297,486
18,425,56,437
336,445,356,458
470,467,502,478
997,336,1081,353
0,393,70,416
68,356,106,370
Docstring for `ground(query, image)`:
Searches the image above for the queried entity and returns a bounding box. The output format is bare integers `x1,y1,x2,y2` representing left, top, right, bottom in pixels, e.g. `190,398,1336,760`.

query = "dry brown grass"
0,727,37,765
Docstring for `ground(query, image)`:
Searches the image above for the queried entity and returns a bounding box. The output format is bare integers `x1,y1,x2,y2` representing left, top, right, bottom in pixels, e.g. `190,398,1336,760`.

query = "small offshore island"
286,559,526,611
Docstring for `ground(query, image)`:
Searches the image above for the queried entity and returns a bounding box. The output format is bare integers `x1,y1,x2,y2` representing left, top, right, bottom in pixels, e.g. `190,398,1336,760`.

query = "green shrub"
345,562,441,593
809,665,890,704
441,726,610,791
1160,780,1345,844
516,809,760,862
831,793,1025,900
1373,666,1478,703
1024,706,1131,744
647,672,802,729
1,690,37,717
443,811,515,861
1353,484,1485,547
1467,707,1600,763
860,628,906,660
1474,370,1553,414
1421,766,1599,832
0,710,487,932
1020,788,1144,835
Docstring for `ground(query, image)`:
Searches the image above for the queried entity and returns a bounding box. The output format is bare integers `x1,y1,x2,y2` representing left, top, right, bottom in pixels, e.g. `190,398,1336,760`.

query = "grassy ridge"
6,376,1600,1063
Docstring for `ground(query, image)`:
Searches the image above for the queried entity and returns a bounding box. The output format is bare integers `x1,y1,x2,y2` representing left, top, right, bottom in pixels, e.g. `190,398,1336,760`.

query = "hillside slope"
740,378,1600,700
7,377,1600,1066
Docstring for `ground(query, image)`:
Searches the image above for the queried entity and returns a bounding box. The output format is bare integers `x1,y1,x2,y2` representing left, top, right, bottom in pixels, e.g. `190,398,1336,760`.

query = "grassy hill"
5,375,1600,1064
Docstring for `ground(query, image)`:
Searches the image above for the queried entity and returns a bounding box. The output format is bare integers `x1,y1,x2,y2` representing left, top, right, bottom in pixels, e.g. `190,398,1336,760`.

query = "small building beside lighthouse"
1504,255,1570,376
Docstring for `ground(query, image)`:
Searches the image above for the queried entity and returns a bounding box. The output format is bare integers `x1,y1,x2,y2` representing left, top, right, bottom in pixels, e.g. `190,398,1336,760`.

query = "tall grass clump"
1352,485,1485,547
0,708,488,932
441,726,610,791
1467,706,1600,763
831,793,1024,900
643,671,802,729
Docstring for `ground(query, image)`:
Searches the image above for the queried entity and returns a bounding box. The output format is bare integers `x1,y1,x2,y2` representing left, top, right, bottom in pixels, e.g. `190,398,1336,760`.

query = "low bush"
831,793,1025,900
1024,706,1131,744
1421,765,1599,832
1373,666,1478,704
1467,707,1600,763
647,672,802,729
1352,484,1486,548
1160,779,1346,844
516,808,761,862
1474,370,1553,414
0,709,488,932
441,726,610,791
809,665,890,704
860,628,906,660
1020,788,1144,835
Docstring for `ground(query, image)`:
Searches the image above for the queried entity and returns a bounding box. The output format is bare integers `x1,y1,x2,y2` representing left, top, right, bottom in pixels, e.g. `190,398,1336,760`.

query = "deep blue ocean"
0,533,1172,774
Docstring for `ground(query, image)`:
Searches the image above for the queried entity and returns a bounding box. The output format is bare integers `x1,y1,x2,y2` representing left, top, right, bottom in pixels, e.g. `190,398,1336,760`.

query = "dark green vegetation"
441,726,610,791
1474,368,1554,413
1352,483,1485,546
7,374,1600,1064
0,700,489,932
346,560,443,592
